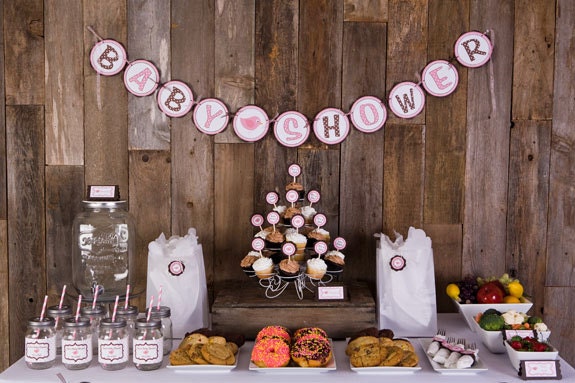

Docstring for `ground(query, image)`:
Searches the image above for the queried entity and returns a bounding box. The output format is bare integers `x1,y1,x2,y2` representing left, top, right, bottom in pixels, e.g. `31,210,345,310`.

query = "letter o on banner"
454,31,493,68
388,82,425,119
349,96,387,133
90,39,127,76
157,81,194,118
313,108,350,145
421,60,459,97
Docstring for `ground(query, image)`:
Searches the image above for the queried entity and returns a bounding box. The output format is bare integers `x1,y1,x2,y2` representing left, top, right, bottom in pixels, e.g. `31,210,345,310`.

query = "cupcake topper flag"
333,237,347,251
291,214,305,233
307,190,320,207
252,237,265,257
265,191,279,209
282,241,296,261
288,163,301,182
314,213,327,229
251,213,265,231
267,211,280,232
314,241,328,259
286,190,299,208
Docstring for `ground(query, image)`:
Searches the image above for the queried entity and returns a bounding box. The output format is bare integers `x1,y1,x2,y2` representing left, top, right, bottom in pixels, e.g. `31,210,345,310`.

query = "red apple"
476,281,505,303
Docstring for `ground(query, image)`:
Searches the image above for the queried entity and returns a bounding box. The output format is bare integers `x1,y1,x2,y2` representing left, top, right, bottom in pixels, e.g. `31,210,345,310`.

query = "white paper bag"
376,227,437,337
146,228,209,339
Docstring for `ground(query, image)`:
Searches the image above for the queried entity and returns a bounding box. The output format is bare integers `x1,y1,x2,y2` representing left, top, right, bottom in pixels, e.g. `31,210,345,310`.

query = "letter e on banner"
233,105,270,142
313,108,350,145
454,31,493,68
349,96,387,133
90,39,127,76
123,60,159,96
193,98,229,135
421,60,459,97
274,111,310,147
157,81,194,118
388,82,425,119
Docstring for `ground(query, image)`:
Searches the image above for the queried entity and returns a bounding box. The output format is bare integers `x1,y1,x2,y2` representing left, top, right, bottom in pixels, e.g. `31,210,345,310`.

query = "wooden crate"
211,281,376,340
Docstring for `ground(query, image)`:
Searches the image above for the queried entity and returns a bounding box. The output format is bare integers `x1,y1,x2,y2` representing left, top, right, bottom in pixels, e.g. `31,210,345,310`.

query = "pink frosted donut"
251,337,291,368
255,325,291,344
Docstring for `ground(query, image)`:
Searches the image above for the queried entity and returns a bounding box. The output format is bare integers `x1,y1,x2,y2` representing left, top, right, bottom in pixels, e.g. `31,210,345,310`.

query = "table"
1,314,573,383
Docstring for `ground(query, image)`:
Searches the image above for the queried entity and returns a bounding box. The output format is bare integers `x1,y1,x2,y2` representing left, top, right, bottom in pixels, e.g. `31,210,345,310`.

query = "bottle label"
98,338,128,364
62,338,92,364
133,338,163,364
25,337,56,362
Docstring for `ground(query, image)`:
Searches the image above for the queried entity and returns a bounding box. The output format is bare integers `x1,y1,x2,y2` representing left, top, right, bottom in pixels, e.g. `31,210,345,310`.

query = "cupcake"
273,205,287,217
265,230,285,249
300,205,317,224
324,250,345,272
252,257,274,279
286,181,305,200
283,206,301,225
279,258,300,278
307,227,330,247
306,257,327,280
285,231,307,261
240,251,260,272
254,226,274,239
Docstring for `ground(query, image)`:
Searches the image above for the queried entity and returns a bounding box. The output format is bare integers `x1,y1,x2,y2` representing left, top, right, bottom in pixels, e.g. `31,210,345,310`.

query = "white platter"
167,353,239,373
350,364,421,374
249,339,336,373
419,339,488,374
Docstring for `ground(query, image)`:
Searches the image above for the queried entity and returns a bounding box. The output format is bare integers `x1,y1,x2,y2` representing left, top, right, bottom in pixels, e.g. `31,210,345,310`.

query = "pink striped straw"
39,295,49,321
124,284,130,309
92,287,99,309
111,295,119,322
156,285,163,310
75,295,82,321
146,296,154,322
58,285,67,309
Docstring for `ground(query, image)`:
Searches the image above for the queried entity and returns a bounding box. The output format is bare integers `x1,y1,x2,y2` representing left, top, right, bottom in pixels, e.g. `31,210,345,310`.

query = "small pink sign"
251,214,264,228
265,191,279,205
90,39,127,76
282,242,296,256
333,237,347,250
314,241,328,256
454,31,493,68
313,108,350,145
314,213,327,228
307,190,320,204
157,81,194,118
233,105,269,142
123,59,159,97
388,82,425,119
193,98,229,135
252,238,265,251
267,211,280,225
291,214,305,229
349,96,387,133
274,111,310,147
286,190,299,204
421,60,459,97
288,163,302,178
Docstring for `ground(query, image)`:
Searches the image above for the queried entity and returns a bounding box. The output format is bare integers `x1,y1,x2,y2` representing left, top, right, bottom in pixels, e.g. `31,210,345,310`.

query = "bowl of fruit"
472,309,550,354
446,274,533,332
505,336,558,371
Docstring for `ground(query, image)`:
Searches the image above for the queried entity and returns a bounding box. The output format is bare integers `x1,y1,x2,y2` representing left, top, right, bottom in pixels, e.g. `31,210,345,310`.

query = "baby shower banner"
89,29,493,147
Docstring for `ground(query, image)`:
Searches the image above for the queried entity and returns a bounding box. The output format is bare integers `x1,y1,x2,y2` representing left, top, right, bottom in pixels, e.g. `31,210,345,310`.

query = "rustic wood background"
1,0,573,370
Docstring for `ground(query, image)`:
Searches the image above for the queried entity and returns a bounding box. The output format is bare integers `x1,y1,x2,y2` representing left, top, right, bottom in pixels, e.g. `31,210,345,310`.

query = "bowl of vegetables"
447,274,533,331
505,336,558,371
472,309,550,354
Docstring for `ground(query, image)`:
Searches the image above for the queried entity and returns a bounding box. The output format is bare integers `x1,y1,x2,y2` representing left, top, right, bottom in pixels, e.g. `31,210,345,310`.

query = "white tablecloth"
1,314,573,383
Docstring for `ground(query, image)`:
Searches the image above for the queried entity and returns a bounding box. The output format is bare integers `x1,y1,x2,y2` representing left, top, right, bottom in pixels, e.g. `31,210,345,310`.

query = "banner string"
485,29,497,118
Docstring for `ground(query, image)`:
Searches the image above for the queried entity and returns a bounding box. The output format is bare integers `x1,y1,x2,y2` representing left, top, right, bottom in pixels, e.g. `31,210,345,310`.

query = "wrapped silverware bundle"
426,330,478,369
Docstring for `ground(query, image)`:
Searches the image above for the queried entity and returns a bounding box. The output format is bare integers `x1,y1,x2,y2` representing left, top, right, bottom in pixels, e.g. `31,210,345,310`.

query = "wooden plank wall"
1,0,574,370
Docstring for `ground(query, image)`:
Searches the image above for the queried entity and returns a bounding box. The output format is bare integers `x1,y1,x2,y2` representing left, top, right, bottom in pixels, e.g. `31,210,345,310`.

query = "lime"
507,281,524,298
503,295,521,303
446,283,460,301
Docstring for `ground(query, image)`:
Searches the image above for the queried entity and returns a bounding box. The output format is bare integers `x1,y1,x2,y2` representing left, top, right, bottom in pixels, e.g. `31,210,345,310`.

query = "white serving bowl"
453,298,533,332
504,340,558,371
471,319,507,353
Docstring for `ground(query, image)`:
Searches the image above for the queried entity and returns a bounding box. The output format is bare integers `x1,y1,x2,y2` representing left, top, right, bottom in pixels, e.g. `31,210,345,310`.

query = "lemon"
503,295,521,303
507,281,524,298
446,283,460,301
